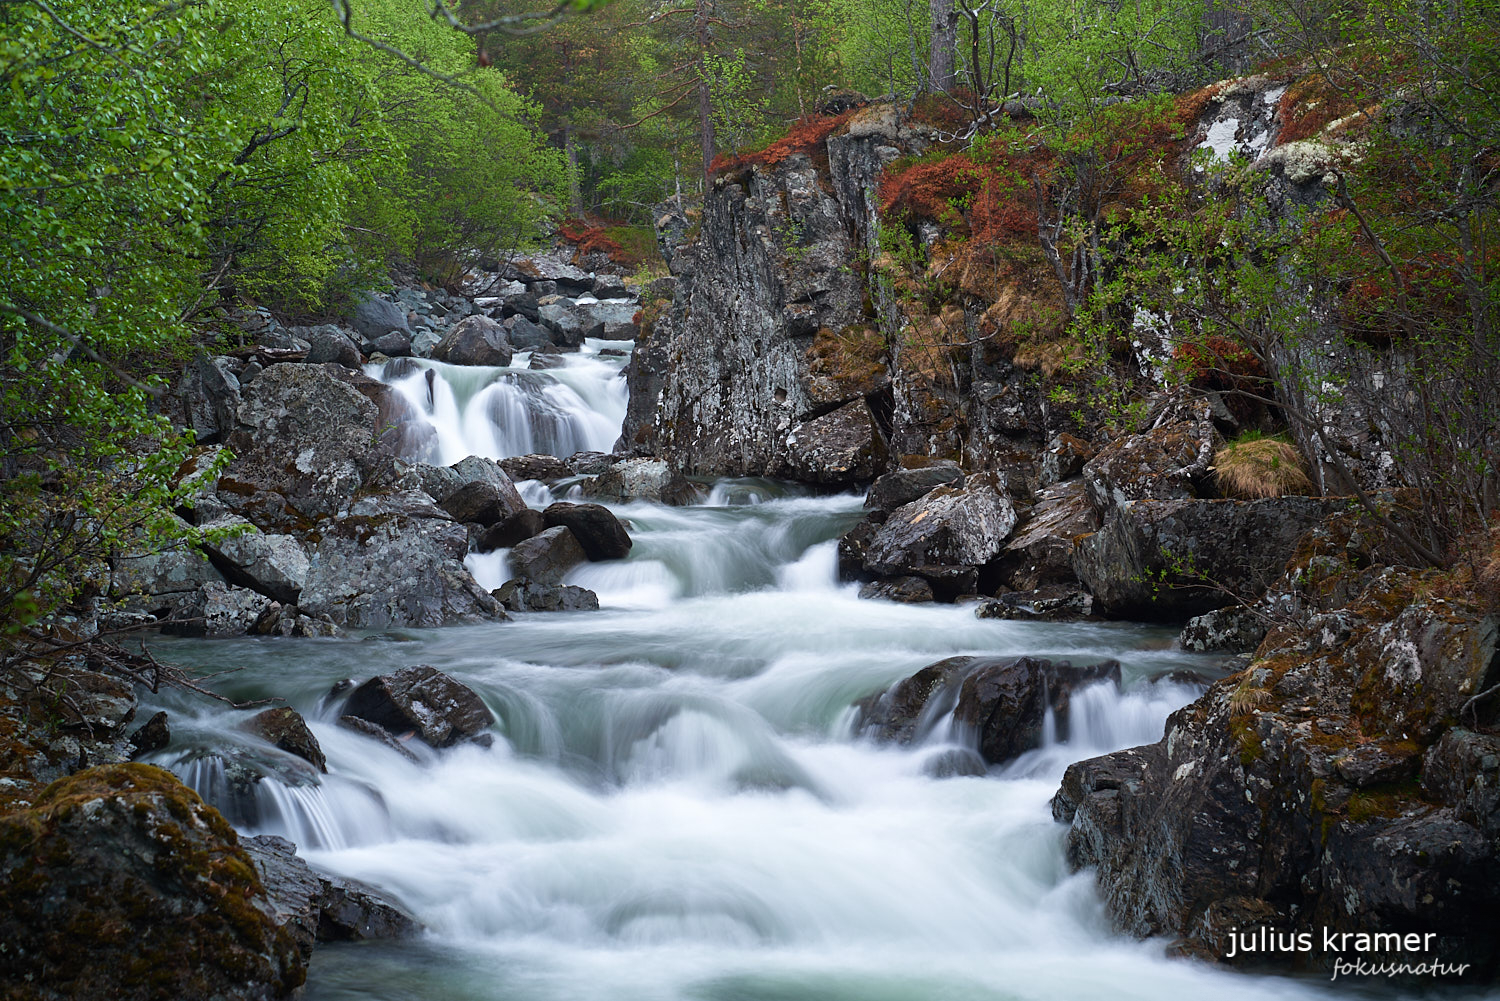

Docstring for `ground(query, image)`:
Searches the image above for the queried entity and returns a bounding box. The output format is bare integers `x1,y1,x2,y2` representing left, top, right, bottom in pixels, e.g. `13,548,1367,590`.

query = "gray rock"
404,461,464,504
863,472,1016,585
573,299,638,340
336,715,419,761
864,462,964,512
439,480,526,527
1000,479,1098,591
1081,417,1217,515
858,577,935,603
475,509,546,552
974,586,1093,622
352,293,411,339
342,665,495,748
542,502,631,561
499,454,572,482
242,834,417,946
298,517,504,628
1072,496,1342,620
509,525,586,585
1038,433,1095,486
128,711,170,757
505,314,550,349
432,315,513,367
176,355,242,445
161,580,272,637
202,519,310,605
780,399,886,485
368,329,412,358
492,580,600,612
501,292,541,323
537,303,593,349
528,349,567,370
953,657,1121,764
581,457,698,505
1178,605,1269,652
409,328,442,358
302,325,363,368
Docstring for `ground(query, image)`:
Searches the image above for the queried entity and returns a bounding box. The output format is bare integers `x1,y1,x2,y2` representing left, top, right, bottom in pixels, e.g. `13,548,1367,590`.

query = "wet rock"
450,454,524,496
538,303,592,349
501,291,541,323
241,835,417,946
1052,586,1500,973
439,480,527,528
492,580,600,612
974,586,1093,622
864,462,964,512
243,707,326,773
500,453,572,481
298,517,504,628
573,299,637,340
863,472,1016,588
432,315,513,367
568,450,618,475
922,748,988,779
249,602,344,638
342,665,495,748
128,711,171,757
1072,496,1341,620
528,349,567,370
837,519,879,582
856,656,973,744
0,764,306,1000
367,329,412,358
954,657,1122,764
1178,605,1268,652
352,292,410,340
858,576,934,603
404,461,463,504
508,526,587,585
475,509,546,552
336,715,419,762
542,502,631,561
582,457,698,505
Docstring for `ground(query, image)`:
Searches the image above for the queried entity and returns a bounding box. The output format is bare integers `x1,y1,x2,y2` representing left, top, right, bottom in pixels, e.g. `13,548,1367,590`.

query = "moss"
1344,779,1425,824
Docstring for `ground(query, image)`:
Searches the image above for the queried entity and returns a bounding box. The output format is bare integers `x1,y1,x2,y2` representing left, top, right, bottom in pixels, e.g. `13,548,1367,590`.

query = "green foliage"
0,0,564,635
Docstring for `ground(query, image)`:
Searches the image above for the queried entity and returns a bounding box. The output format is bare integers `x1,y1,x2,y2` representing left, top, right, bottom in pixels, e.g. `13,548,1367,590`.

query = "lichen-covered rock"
863,472,1016,588
202,519,311,605
1052,582,1500,974
342,665,495,748
1072,496,1341,620
864,462,964,513
778,399,887,485
974,586,1093,622
1038,433,1095,486
1000,479,1098,591
1178,605,1268,652
298,517,503,628
492,580,600,613
542,502,631,561
0,764,306,1000
176,355,243,446
508,525,587,585
499,453,573,482
582,457,698,505
242,707,326,773
1081,419,1217,515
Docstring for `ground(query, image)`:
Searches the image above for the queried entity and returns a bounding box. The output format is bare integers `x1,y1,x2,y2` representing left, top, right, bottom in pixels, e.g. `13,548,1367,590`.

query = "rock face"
341,665,495,749
857,656,1121,765
1052,581,1500,974
0,764,306,1000
862,472,1017,595
1072,496,1341,620
298,517,503,628
542,502,631,561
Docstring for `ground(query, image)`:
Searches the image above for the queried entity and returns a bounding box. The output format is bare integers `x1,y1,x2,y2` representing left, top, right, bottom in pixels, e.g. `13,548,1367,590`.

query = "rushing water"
139,341,1420,1000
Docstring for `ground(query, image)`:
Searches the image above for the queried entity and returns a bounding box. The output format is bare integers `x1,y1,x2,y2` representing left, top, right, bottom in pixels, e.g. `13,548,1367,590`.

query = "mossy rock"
0,763,306,1000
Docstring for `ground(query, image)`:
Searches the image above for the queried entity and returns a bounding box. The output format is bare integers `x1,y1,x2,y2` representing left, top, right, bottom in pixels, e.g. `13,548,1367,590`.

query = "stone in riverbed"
432,315,513,367
863,461,964,513
475,509,547,552
128,711,171,757
508,525,587,584
241,834,418,946
242,707,326,773
862,472,1016,585
857,577,934,603
439,480,527,527
499,453,572,482
341,665,494,749
491,580,600,612
542,502,631,560
0,764,307,1000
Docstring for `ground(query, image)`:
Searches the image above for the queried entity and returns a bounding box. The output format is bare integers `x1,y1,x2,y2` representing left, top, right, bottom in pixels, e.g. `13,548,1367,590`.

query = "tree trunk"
696,0,715,181
929,0,956,93
563,125,582,215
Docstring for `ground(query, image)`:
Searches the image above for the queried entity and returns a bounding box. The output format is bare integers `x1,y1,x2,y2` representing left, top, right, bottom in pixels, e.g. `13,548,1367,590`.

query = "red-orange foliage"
1173,335,1270,424
879,141,1052,242
710,109,860,174
558,218,625,260
1274,74,1357,146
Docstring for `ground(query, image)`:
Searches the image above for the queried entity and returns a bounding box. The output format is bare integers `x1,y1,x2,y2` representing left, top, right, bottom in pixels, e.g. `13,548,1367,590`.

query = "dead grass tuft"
1213,437,1314,499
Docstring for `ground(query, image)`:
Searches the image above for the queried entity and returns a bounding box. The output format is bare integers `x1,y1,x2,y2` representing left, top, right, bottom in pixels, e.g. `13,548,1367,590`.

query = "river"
137,339,1376,1001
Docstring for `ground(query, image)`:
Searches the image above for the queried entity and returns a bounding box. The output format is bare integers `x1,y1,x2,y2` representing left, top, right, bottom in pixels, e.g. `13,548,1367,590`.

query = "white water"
137,334,1371,1001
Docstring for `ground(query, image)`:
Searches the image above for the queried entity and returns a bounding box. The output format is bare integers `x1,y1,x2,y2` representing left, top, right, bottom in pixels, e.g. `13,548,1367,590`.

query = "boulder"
336,715,419,762
242,707,326,773
450,454,525,498
537,303,591,349
974,586,1093,622
1072,496,1342,620
162,580,273,637
439,480,527,528
474,509,546,553
128,711,171,757
864,462,964,512
176,355,242,445
404,461,464,504
0,764,306,1000
1178,605,1269,652
1038,433,1095,486
202,520,311,605
249,602,343,638
298,517,504,628
855,656,973,744
954,657,1121,764
508,526,587,585
300,324,363,368
863,472,1017,589
542,502,631,561
528,350,567,370
1081,419,1217,515
573,299,638,340
780,399,887,485
501,292,541,323
999,479,1098,591
492,580,600,612
505,314,550,350
111,543,226,613
432,315,513,367
582,457,698,505
367,329,412,358
352,293,410,340
241,835,417,945
499,453,573,482
342,665,495,748
1052,584,1500,974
